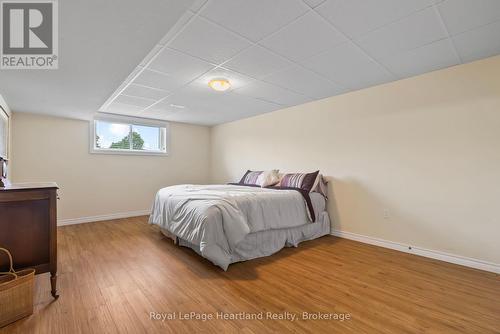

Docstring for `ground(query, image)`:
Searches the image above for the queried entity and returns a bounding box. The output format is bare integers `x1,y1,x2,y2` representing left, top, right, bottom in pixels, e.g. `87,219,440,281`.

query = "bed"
149,182,330,270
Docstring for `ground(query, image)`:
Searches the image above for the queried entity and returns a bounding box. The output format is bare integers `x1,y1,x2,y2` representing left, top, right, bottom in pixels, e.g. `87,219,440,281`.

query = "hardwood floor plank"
1,216,498,333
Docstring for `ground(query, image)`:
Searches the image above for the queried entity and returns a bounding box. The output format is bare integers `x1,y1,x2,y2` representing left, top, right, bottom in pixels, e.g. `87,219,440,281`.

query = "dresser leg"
50,272,59,299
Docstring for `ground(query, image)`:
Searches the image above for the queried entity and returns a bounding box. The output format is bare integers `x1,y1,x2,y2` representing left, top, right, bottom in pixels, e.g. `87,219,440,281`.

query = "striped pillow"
278,171,319,192
239,170,262,186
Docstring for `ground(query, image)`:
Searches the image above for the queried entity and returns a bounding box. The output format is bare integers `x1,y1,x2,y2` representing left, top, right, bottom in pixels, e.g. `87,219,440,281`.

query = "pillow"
257,170,280,187
239,170,280,187
239,170,261,185
311,174,328,198
278,171,319,192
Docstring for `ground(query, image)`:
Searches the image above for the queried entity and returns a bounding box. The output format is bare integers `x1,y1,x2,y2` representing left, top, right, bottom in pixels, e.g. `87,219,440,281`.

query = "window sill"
90,148,169,156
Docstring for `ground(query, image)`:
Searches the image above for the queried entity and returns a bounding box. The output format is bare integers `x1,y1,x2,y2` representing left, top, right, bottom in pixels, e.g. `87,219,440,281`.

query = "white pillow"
257,169,280,187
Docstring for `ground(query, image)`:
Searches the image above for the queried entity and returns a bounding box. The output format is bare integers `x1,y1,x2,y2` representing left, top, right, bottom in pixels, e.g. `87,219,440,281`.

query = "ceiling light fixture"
208,78,231,92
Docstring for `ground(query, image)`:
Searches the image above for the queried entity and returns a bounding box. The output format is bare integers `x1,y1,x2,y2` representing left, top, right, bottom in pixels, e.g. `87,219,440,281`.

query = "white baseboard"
58,210,150,226
331,229,500,274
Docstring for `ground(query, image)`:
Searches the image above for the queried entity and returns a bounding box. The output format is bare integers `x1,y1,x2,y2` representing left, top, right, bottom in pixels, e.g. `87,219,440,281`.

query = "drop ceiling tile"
158,11,194,46
194,67,255,91
160,109,231,126
138,110,179,122
176,81,227,98
148,47,214,83
154,111,199,124
210,92,283,122
190,0,208,13
303,0,327,9
122,84,169,100
302,42,394,90
316,0,435,38
162,84,232,114
235,81,312,106
139,45,163,67
114,95,156,108
222,45,294,79
260,12,347,62
102,109,139,120
380,38,460,78
263,65,346,99
104,102,144,115
438,0,500,35
356,7,447,61
133,69,184,92
452,20,500,62
147,99,187,114
223,92,282,113
169,16,250,64
200,0,308,42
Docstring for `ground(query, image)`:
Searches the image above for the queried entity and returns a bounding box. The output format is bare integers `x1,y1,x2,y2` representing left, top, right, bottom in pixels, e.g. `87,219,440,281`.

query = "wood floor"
1,216,499,333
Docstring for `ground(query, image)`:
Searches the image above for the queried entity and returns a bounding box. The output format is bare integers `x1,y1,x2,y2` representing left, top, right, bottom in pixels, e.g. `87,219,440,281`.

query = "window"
0,106,9,160
91,117,168,155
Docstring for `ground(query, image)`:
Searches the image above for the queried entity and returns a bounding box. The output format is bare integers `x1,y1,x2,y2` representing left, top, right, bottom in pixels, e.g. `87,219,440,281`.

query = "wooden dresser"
0,183,59,298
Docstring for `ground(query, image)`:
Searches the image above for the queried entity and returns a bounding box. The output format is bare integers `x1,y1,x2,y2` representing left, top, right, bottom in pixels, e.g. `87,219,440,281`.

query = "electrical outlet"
383,209,390,219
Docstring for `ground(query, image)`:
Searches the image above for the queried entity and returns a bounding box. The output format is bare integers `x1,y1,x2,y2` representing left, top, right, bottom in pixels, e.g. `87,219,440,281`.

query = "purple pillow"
238,170,263,186
278,171,319,192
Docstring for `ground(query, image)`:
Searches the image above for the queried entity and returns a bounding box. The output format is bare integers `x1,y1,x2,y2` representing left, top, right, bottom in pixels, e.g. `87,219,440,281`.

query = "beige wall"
210,55,500,264
11,113,210,221
8,57,500,265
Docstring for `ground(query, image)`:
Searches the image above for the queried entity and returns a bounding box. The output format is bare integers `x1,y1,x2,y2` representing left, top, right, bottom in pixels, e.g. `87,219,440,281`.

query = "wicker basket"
0,247,35,328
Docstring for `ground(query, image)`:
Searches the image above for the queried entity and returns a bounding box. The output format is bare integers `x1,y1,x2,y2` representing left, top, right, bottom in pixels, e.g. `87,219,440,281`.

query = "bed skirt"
161,211,331,270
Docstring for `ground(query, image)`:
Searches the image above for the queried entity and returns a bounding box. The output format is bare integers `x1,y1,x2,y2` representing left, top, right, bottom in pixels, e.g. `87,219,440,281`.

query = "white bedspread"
149,184,311,249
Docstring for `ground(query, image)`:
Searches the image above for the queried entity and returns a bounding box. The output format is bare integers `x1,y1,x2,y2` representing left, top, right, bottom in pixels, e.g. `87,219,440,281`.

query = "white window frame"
90,115,170,156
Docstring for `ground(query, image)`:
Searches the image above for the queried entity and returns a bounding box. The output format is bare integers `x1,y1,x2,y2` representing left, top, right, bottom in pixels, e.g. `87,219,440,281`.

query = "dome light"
208,78,231,92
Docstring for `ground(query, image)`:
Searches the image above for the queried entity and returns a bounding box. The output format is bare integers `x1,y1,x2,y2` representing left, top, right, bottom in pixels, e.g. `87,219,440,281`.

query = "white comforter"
149,184,311,259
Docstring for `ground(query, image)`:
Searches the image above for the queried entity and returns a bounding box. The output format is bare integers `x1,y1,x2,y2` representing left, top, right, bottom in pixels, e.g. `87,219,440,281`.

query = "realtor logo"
1,0,58,69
